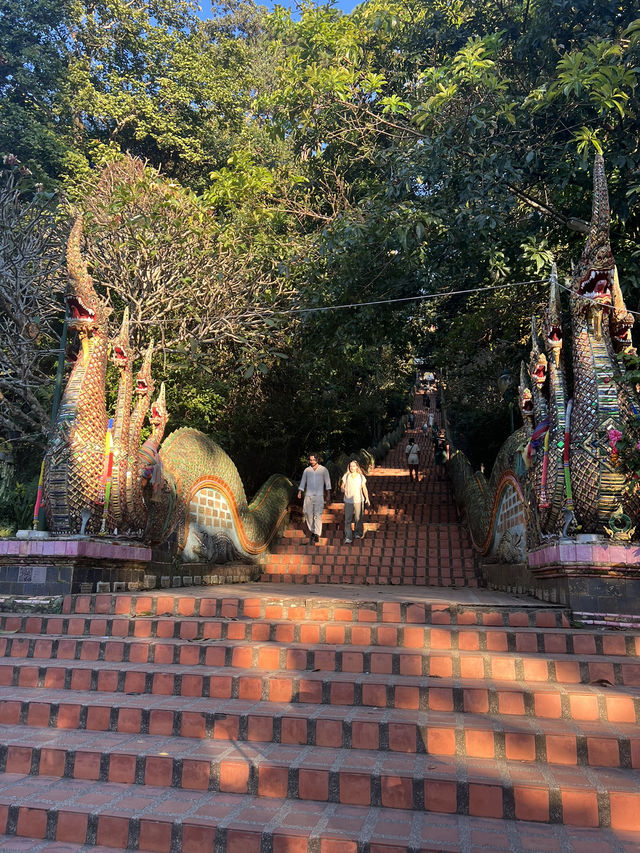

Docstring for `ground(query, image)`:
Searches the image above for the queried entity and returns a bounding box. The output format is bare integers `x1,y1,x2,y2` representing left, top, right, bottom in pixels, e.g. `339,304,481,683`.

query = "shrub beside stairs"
0,399,638,851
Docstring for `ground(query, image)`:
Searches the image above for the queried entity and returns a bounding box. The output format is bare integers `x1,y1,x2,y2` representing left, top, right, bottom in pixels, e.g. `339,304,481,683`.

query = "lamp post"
497,368,515,433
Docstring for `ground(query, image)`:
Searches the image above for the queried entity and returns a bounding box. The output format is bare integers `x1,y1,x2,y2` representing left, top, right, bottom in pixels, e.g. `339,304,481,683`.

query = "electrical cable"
131,278,549,324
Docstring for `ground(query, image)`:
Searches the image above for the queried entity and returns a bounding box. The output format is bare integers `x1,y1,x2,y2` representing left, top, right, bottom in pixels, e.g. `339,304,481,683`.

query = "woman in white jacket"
340,460,370,543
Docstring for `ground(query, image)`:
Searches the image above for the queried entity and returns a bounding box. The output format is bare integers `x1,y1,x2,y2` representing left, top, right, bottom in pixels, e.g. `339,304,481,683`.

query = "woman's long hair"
345,459,362,476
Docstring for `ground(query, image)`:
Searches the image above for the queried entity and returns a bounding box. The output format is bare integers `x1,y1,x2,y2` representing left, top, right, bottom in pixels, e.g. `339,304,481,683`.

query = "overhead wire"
131,278,550,324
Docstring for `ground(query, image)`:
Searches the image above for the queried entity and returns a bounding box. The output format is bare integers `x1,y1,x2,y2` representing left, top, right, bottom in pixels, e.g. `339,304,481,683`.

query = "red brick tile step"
1,777,639,852
1,636,639,690
2,686,639,769
261,395,481,585
1,588,639,846
1,721,640,812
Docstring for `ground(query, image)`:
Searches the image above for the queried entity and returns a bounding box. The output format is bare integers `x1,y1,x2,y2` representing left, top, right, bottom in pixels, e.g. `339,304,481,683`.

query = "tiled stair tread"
2,624,637,657
1,711,639,771
2,659,639,727
0,774,639,845
2,643,639,685
1,722,640,792
2,640,640,690
2,623,638,649
2,650,640,684
1,787,639,853
0,616,593,637
0,838,134,853
57,584,567,608
1,689,637,734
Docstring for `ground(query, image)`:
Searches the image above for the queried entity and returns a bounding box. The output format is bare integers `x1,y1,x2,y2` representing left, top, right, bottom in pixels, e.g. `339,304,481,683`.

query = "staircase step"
2,635,639,687
7,614,634,655
2,694,639,769
1,760,640,840
1,778,639,851
1,724,640,823
54,592,571,627
1,657,638,721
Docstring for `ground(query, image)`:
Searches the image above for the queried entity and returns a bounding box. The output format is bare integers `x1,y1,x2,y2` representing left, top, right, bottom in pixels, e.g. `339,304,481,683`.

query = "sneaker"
355,531,365,539
344,537,352,544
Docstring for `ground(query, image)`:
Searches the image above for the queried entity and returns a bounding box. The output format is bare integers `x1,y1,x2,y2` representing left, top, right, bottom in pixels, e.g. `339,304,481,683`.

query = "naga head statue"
150,382,168,433
518,361,534,425
66,216,111,335
135,340,155,397
110,307,131,369
571,155,615,338
543,264,563,368
609,267,636,355
529,317,548,390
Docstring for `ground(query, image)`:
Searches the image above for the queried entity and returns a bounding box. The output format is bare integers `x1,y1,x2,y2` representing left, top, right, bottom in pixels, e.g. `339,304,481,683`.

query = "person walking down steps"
340,459,370,543
298,453,331,544
405,437,421,482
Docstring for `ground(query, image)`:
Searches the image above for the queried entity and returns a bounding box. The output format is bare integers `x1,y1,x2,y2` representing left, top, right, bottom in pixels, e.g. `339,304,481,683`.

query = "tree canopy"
1,0,639,487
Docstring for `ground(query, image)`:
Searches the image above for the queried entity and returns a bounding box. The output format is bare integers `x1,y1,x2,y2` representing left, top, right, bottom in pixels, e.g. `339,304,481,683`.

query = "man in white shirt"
298,454,331,544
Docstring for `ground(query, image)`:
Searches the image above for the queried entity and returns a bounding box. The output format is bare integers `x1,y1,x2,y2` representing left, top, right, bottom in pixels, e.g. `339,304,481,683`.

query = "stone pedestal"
527,537,640,625
0,535,151,595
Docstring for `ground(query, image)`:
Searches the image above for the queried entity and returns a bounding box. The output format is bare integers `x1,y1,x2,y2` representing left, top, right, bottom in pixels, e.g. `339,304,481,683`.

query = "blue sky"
197,0,361,20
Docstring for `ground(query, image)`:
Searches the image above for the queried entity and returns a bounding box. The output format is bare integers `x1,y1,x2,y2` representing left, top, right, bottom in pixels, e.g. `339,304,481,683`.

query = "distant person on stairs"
405,438,421,482
340,460,370,543
435,433,449,480
298,453,331,544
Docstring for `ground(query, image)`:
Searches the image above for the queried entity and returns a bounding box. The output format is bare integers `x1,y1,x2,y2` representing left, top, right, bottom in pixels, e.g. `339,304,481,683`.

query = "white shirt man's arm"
298,470,307,499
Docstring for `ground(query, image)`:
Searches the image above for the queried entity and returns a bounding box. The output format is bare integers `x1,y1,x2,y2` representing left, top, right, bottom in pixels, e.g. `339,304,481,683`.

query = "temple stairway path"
0,394,639,851
262,392,479,586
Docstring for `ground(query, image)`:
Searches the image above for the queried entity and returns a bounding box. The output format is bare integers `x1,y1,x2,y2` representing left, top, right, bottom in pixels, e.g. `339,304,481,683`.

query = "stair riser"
55,596,571,626
1,666,636,721
261,574,480,586
2,709,638,768
2,619,612,651
0,624,625,655
0,770,635,829
1,641,639,686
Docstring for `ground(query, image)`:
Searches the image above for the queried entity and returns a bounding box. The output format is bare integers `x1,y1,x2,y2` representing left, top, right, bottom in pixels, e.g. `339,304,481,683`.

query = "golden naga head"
518,361,534,423
610,267,636,355
571,155,615,333
543,264,563,368
66,215,112,334
135,340,155,397
110,307,131,368
150,382,168,431
529,317,548,389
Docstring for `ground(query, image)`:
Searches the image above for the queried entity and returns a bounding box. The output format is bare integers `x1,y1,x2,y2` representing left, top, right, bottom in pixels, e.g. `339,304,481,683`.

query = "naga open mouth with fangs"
520,389,533,415
546,325,563,363
530,353,547,389
111,344,127,365
577,267,613,306
611,313,635,352
67,295,97,327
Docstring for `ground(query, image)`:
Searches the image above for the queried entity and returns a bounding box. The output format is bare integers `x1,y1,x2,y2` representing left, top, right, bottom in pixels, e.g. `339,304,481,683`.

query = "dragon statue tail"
147,427,295,564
